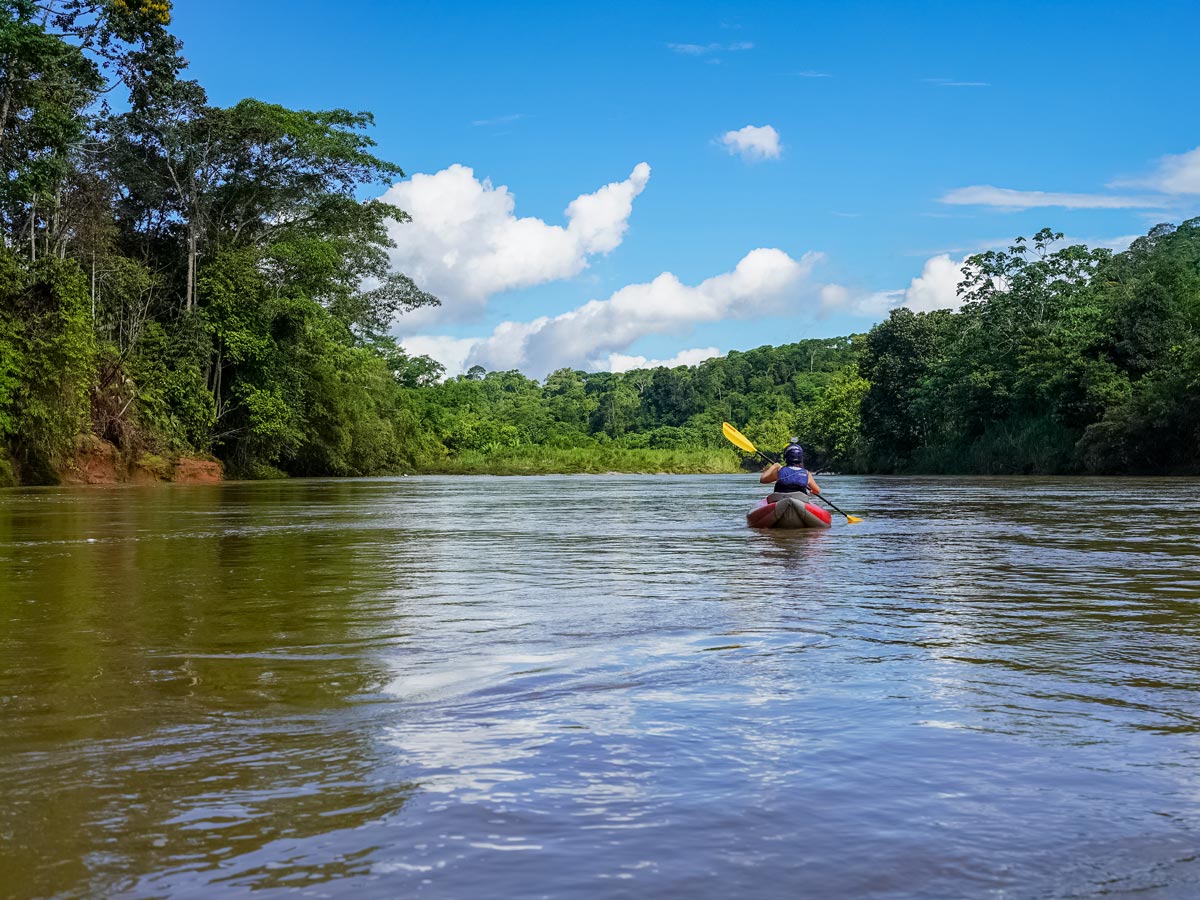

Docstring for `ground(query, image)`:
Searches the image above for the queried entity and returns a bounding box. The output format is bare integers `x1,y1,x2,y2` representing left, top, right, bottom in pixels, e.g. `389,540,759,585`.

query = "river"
2,475,1199,898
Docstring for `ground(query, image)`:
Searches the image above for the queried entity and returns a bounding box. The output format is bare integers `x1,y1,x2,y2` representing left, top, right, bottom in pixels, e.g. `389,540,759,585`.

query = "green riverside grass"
414,446,743,475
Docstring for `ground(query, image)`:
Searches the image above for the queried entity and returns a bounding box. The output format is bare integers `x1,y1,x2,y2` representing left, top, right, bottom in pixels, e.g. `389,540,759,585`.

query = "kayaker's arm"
808,474,822,495
759,463,781,484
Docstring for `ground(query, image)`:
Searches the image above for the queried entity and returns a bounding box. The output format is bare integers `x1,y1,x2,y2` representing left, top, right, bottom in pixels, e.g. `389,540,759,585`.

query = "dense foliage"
2,4,1197,483
398,338,862,472
0,0,436,481
858,225,1200,474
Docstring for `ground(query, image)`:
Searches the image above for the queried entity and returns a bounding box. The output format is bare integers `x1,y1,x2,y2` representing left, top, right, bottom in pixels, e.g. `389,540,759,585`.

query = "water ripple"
3,475,1200,898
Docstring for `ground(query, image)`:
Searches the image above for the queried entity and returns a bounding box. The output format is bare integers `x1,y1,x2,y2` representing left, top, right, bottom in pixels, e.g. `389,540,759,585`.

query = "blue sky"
172,0,1200,376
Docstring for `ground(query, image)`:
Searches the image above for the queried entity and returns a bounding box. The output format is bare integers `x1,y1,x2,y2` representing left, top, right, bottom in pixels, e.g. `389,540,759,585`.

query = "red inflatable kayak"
747,495,833,529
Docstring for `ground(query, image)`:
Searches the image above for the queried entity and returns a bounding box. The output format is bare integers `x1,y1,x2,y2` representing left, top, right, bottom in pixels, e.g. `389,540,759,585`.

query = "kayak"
747,495,832,530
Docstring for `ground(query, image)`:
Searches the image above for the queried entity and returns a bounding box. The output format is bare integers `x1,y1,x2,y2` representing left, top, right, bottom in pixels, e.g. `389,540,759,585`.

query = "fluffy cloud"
823,254,967,318
902,254,966,311
721,125,781,162
940,185,1166,210
1111,145,1200,195
607,347,722,372
380,163,651,326
398,335,480,376
407,248,821,377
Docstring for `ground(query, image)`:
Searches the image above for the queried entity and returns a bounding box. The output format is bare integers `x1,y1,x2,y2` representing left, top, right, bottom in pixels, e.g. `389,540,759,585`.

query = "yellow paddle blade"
722,421,757,454
846,515,864,524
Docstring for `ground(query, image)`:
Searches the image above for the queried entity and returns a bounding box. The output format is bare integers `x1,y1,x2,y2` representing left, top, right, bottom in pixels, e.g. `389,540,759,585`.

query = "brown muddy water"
2,475,1200,899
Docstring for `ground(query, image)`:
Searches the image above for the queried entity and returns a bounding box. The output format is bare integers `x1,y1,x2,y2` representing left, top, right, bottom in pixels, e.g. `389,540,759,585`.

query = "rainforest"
2,1,1198,486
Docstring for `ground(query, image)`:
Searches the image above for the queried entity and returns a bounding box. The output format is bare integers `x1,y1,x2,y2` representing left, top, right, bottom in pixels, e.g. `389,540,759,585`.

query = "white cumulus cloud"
399,335,480,377
1111,145,1200,195
902,254,966,312
825,254,968,318
409,248,823,378
607,347,723,373
380,163,651,327
721,125,781,162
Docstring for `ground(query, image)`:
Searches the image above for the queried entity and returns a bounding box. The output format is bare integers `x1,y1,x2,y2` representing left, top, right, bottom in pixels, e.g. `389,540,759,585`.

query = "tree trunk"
186,224,196,311
49,187,63,258
213,351,222,421
0,84,11,154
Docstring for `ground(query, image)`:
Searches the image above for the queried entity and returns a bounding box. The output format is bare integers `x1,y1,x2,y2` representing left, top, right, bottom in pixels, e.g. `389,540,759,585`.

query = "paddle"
722,422,863,523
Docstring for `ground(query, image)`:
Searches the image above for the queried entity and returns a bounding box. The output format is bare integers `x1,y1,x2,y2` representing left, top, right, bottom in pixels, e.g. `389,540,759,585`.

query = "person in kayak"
760,439,821,499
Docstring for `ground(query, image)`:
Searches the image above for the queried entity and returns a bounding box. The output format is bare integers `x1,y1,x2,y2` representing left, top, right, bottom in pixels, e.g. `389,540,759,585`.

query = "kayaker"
760,439,821,498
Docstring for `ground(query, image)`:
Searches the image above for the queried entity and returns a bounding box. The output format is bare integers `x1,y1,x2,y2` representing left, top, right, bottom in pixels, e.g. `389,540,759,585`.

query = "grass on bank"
413,446,743,475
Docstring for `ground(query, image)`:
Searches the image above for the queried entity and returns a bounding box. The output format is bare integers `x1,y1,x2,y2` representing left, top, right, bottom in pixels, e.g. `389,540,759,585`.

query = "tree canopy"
0,0,437,480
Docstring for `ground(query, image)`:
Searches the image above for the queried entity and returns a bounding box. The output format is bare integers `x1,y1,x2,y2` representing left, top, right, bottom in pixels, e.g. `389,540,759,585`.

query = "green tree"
0,251,95,478
803,366,868,471
0,2,102,256
859,307,956,470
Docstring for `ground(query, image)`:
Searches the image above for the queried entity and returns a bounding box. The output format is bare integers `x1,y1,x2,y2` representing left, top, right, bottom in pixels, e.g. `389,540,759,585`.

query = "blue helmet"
783,441,804,466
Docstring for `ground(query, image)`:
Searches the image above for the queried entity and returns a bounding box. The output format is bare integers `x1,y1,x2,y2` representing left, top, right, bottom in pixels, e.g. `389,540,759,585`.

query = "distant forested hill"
395,337,862,473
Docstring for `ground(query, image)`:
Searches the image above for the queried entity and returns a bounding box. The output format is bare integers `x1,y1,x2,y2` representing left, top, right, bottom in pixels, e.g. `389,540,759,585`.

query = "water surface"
2,475,1200,898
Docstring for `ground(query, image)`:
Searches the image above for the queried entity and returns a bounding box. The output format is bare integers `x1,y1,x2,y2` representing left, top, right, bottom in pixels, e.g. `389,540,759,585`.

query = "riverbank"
413,446,742,475
0,443,739,486
0,435,222,487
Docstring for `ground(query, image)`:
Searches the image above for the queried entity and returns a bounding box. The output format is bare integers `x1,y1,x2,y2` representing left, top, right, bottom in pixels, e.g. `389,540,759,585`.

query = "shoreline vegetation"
2,5,1198,488
413,447,743,476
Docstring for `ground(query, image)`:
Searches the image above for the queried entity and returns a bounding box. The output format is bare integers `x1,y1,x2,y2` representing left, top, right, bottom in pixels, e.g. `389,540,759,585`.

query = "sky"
171,0,1200,378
